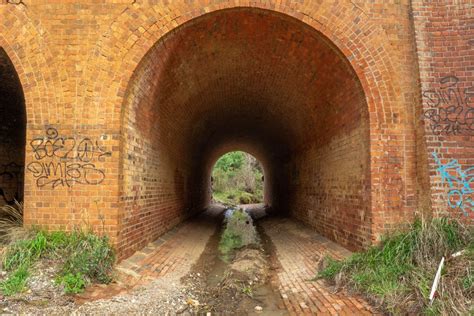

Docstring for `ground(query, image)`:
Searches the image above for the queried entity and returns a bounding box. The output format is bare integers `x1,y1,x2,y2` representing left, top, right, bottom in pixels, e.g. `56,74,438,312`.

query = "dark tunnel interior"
118,8,371,256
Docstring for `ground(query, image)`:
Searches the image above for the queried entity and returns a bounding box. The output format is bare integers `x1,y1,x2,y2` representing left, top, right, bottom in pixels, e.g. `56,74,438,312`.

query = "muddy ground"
0,206,289,315
180,211,288,315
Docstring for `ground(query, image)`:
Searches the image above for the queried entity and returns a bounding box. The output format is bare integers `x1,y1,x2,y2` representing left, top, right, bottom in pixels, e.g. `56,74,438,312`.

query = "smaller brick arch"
0,6,67,229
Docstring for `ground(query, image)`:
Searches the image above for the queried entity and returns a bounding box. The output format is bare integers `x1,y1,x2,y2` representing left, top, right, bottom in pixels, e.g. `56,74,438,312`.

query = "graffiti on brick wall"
26,127,112,188
433,152,474,216
0,162,23,204
423,76,474,135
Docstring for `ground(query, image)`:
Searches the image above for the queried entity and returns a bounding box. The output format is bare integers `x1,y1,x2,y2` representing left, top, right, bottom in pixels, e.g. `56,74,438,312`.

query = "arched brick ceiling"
129,8,366,169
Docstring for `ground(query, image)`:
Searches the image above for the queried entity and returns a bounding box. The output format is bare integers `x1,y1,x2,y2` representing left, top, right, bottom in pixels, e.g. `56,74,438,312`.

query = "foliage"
219,230,243,259
316,217,473,315
0,264,29,295
0,230,115,296
214,151,245,172
0,201,28,245
212,151,264,205
56,272,87,294
219,209,258,262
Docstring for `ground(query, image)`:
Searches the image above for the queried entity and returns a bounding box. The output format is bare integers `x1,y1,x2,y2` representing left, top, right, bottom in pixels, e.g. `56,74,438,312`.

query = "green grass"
218,209,250,260
213,189,263,206
0,264,29,295
316,217,473,315
0,230,115,296
219,230,243,258
56,272,87,294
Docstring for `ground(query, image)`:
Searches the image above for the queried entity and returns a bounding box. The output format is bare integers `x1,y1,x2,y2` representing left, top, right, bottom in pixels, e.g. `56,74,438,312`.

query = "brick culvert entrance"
2,1,472,314
119,8,381,259
7,2,429,260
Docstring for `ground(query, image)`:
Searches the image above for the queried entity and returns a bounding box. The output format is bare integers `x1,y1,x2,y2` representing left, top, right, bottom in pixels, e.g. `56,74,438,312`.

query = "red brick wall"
287,83,371,250
413,0,474,222
119,39,200,258
0,0,435,259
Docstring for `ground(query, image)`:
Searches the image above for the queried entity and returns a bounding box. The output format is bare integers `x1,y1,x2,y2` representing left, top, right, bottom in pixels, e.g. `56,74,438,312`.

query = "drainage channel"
179,206,287,315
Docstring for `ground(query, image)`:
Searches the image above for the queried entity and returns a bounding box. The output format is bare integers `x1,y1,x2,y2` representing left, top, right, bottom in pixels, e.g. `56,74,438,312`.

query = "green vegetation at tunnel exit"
1,229,115,295
316,217,473,315
212,151,263,206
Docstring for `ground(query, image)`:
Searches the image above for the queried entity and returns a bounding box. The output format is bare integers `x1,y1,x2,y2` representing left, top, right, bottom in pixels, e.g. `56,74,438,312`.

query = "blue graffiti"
433,152,474,215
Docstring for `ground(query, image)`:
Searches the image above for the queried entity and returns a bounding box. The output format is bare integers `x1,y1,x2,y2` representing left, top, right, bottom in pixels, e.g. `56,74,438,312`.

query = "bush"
60,231,115,284
212,151,264,205
316,217,473,315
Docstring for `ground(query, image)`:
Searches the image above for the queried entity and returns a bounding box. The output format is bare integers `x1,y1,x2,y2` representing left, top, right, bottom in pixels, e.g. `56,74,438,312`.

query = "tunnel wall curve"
0,48,26,208
0,1,425,260
117,4,419,258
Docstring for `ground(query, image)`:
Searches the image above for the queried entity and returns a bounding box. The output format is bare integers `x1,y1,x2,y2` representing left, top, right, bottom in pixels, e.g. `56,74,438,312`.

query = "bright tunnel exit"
211,151,264,206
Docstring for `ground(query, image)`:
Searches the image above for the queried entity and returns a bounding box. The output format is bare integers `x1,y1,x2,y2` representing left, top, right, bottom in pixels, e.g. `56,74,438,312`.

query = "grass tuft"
316,217,473,315
0,230,115,296
0,201,28,245
0,264,29,295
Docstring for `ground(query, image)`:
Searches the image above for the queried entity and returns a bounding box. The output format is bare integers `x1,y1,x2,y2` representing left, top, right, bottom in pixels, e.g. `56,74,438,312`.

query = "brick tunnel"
119,8,372,258
1,1,473,312
4,0,455,262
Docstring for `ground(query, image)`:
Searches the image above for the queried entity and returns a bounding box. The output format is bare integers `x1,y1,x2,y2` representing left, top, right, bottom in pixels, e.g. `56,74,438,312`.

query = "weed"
316,217,473,315
60,232,115,283
0,201,27,244
56,272,86,294
241,285,253,297
219,230,242,257
0,264,29,295
3,231,48,271
1,230,115,296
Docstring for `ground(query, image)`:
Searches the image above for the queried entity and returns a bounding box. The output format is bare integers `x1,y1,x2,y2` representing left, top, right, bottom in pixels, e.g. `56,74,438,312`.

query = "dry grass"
0,201,28,245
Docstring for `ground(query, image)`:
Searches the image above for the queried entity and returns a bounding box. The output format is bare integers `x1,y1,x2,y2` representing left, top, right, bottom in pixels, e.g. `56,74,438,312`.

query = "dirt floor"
0,204,379,315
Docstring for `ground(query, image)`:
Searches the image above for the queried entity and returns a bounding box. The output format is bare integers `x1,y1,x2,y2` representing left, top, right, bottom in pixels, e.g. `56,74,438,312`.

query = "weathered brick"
0,1,471,260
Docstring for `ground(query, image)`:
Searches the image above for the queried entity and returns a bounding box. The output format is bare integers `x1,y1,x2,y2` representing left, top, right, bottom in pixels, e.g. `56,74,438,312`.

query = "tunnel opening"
119,8,371,258
0,48,26,209
210,151,265,206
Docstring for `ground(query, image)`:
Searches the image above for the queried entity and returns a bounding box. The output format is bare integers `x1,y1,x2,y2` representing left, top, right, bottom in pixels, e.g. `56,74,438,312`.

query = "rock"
255,305,263,311
186,298,200,306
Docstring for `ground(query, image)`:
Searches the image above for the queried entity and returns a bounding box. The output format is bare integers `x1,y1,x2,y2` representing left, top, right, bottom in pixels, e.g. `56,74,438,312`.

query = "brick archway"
111,3,417,258
0,47,26,208
0,6,65,226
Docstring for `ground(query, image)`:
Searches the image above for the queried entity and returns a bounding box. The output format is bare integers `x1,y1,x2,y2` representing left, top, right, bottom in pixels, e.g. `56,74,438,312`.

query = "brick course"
0,0,470,259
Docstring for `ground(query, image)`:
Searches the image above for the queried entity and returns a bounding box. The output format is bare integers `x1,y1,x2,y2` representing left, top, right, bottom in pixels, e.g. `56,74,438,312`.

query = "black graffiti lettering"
27,161,106,188
422,76,474,135
27,128,111,189
82,164,106,185
422,90,441,108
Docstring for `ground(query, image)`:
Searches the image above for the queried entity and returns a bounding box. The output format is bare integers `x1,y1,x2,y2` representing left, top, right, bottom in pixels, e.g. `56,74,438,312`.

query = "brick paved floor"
260,216,378,315
116,205,223,286
80,205,379,315
77,205,223,301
